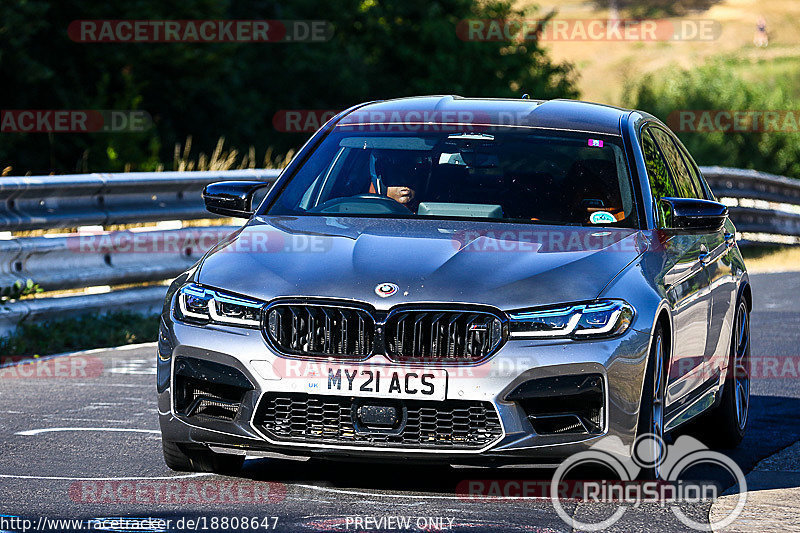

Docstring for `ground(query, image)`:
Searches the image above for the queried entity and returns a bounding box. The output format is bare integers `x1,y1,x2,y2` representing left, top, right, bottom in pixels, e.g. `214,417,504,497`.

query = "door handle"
698,242,709,265
724,232,736,248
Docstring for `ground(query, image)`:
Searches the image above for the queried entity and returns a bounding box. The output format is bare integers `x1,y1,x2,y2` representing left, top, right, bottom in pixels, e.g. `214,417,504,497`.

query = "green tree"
0,0,240,173
0,0,578,175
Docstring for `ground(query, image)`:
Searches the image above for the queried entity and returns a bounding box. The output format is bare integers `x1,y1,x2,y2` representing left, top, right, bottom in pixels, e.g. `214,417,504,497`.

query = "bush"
625,59,800,180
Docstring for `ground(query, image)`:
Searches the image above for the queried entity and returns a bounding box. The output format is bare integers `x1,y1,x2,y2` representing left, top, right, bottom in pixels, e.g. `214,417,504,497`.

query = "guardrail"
0,166,797,335
0,169,279,231
0,226,238,292
700,166,800,238
700,166,800,205
0,169,279,334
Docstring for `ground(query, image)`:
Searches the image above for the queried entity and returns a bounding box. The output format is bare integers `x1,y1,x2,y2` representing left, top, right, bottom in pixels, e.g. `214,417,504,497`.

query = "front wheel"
635,323,668,480
162,440,245,473
690,299,750,449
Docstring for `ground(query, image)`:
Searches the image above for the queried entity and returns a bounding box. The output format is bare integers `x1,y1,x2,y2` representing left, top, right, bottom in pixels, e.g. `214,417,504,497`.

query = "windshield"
264,128,638,227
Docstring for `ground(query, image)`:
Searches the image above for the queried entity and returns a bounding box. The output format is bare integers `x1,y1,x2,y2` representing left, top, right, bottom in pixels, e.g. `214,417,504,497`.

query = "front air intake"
173,357,254,421
506,374,605,435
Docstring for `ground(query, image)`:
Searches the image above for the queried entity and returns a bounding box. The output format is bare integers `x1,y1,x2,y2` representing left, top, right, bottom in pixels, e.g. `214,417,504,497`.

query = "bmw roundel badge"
375,282,399,298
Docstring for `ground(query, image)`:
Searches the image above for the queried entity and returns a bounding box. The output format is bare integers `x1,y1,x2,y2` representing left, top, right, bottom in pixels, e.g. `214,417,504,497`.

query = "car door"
644,126,713,412
676,142,737,382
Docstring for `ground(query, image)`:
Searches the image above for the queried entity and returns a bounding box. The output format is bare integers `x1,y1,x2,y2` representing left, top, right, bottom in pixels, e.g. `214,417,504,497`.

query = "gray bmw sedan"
157,96,751,476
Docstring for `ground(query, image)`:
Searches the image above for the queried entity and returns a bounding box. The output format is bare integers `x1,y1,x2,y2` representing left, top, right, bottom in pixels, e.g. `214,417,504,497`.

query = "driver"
386,183,416,206
368,151,427,211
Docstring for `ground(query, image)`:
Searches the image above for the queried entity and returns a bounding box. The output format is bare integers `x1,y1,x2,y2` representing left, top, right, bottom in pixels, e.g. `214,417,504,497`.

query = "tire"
162,439,245,473
635,322,668,480
689,299,750,449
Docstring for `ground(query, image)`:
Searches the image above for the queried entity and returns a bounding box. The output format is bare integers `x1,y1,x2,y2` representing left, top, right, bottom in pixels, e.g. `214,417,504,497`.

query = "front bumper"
157,314,652,464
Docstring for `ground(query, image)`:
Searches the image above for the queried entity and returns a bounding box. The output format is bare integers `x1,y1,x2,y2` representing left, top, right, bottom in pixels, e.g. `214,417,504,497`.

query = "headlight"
508,300,634,339
175,283,262,328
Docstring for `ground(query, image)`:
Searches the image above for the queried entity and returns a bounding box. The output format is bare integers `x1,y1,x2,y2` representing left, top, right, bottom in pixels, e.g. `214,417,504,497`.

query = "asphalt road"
1,271,799,533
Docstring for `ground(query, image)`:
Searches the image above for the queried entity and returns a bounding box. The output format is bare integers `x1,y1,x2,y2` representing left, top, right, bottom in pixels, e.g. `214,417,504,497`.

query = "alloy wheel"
733,302,751,430
651,334,666,476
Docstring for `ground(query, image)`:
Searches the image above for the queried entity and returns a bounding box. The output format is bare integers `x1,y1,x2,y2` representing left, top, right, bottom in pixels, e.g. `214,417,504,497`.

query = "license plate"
305,365,447,401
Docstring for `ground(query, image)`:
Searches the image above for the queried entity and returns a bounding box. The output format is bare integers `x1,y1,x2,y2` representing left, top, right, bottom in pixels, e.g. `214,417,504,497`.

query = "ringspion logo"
458,435,746,531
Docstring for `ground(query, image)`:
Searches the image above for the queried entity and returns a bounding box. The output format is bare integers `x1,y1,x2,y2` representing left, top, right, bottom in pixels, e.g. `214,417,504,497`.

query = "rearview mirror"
660,197,728,232
202,181,269,218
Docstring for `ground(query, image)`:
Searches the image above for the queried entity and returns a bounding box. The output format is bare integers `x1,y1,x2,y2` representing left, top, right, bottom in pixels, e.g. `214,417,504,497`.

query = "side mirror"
202,181,269,218
660,197,728,232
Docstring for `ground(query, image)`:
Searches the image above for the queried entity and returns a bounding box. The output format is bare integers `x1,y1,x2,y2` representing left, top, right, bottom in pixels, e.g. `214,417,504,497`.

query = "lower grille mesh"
191,391,239,420
255,393,503,449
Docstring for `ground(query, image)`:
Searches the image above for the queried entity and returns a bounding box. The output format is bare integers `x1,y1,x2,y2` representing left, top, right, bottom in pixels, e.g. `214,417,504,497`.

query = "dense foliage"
0,0,578,175
626,60,800,180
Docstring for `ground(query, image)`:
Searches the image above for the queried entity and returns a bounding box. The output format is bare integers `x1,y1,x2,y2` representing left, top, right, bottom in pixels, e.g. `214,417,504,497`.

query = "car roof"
337,95,633,135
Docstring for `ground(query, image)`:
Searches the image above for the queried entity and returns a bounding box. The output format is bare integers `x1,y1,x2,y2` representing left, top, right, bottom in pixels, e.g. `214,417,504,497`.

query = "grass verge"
527,0,800,105
741,245,800,273
0,311,159,361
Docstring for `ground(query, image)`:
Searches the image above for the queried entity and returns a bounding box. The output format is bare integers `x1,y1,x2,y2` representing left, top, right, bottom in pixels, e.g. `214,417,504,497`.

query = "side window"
678,146,710,200
641,129,675,227
650,128,700,199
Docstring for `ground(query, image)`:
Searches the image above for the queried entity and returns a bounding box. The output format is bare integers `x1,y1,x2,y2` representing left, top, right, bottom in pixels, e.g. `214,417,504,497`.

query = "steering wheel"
310,194,413,215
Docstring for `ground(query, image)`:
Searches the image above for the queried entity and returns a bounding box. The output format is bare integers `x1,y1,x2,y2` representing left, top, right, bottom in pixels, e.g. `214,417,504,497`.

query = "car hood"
196,216,646,311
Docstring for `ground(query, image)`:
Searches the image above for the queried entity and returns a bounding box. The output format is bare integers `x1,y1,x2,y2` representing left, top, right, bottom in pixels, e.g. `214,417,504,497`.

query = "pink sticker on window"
588,139,604,148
